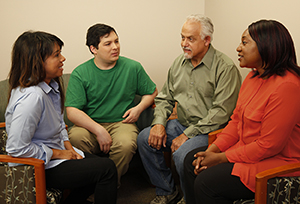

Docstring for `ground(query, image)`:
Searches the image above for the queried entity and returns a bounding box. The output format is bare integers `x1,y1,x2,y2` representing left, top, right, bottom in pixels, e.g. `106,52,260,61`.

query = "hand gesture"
193,151,228,175
192,152,206,175
64,141,83,159
52,149,82,160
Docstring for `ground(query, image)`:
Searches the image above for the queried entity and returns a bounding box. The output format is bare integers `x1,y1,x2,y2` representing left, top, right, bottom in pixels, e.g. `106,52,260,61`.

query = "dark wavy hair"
8,31,65,112
248,19,300,78
86,23,117,54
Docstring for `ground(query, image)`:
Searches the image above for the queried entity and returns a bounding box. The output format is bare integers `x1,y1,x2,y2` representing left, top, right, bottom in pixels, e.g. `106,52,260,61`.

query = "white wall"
0,0,205,91
205,0,300,80
2,1,300,90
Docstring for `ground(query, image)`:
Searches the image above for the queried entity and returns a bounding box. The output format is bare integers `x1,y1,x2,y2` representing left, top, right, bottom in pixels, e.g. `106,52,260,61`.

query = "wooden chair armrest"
208,128,224,145
255,162,300,204
0,155,47,204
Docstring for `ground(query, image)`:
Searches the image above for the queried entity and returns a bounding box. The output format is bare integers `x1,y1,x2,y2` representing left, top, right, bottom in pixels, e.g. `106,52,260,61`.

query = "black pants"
45,152,117,204
184,146,254,204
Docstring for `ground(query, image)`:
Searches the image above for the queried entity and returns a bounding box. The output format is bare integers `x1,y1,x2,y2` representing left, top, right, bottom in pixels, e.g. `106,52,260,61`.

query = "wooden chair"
0,122,63,204
208,129,300,204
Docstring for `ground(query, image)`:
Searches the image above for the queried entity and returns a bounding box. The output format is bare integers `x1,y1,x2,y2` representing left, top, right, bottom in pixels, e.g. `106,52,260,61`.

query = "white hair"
186,14,214,42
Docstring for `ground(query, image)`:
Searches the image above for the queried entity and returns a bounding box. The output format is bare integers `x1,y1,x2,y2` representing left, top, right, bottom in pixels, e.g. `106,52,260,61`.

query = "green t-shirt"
65,56,156,123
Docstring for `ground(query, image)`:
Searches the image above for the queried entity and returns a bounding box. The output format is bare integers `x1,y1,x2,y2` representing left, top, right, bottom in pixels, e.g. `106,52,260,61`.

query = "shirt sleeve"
184,64,242,137
60,118,69,141
136,64,156,96
152,67,176,127
65,70,87,109
224,82,300,163
6,92,53,165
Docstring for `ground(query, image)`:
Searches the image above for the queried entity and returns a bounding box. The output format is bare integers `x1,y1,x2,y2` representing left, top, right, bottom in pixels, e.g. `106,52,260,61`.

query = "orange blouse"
214,71,300,192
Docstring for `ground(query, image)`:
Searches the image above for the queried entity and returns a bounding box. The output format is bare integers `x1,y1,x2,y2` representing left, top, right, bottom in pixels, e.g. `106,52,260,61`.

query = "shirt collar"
38,80,59,94
181,45,215,69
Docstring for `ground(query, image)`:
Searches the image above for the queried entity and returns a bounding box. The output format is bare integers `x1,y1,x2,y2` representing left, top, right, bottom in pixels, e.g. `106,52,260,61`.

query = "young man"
65,23,157,185
137,14,242,204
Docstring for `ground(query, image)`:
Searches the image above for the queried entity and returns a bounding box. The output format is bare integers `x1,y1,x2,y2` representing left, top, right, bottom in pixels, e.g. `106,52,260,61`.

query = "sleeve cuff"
184,125,200,138
61,128,69,141
151,116,167,127
40,144,53,165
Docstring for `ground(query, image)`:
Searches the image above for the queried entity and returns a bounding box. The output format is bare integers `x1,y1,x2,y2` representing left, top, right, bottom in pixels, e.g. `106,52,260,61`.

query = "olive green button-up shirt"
152,45,242,138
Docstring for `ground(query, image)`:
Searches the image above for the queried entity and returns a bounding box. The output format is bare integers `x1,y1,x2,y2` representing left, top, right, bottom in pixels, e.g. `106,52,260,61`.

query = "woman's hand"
193,152,228,175
51,141,83,160
51,149,82,160
192,148,228,175
64,141,83,159
192,153,206,175
68,149,83,159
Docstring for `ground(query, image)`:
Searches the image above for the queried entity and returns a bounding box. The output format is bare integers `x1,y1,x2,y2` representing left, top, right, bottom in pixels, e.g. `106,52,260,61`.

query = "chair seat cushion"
0,129,7,155
0,129,63,204
0,164,36,203
46,188,63,204
267,176,300,203
233,199,254,204
0,162,63,204
233,176,300,204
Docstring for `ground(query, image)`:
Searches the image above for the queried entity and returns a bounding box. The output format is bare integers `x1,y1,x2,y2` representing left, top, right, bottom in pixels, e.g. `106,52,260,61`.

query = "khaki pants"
69,121,139,185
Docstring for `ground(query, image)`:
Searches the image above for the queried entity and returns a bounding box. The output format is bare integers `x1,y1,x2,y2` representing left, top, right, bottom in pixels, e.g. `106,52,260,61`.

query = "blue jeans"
137,119,208,196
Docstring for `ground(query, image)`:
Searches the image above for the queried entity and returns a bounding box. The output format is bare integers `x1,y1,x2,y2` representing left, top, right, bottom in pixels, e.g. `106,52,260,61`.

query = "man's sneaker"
150,187,180,204
177,197,186,204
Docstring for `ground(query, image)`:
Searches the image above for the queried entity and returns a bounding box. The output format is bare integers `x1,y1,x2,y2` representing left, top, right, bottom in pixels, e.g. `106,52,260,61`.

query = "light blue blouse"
5,80,83,169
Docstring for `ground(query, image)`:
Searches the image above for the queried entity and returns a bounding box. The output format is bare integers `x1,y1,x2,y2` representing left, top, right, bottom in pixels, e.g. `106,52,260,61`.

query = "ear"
90,45,97,55
204,36,211,46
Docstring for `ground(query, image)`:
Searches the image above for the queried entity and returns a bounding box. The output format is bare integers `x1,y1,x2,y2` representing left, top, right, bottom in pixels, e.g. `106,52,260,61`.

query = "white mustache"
182,47,192,51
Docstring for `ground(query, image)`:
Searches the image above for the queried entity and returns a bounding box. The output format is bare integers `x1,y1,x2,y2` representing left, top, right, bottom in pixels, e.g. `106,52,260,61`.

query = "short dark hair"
248,19,300,78
86,23,117,54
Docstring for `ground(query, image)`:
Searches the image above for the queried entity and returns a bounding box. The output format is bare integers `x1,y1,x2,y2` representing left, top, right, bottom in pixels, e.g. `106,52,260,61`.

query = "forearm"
152,78,176,125
152,98,175,126
64,141,73,150
51,149,63,159
66,107,106,136
206,143,221,153
137,88,158,111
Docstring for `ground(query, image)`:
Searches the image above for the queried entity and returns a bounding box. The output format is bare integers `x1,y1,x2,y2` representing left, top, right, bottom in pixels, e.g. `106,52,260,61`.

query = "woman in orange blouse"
183,19,300,204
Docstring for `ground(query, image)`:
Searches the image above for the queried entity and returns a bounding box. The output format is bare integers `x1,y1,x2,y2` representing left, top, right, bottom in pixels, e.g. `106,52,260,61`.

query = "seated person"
65,23,157,185
5,31,117,204
184,19,300,204
137,14,241,204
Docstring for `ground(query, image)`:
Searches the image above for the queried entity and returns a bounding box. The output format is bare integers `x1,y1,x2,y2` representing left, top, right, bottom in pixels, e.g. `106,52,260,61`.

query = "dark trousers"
45,152,117,204
184,146,254,204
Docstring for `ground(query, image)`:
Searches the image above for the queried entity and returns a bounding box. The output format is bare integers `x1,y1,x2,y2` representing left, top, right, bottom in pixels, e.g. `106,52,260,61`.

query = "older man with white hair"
137,14,242,204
